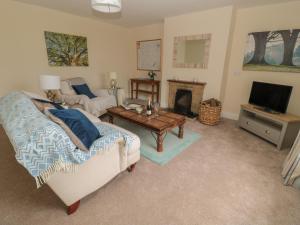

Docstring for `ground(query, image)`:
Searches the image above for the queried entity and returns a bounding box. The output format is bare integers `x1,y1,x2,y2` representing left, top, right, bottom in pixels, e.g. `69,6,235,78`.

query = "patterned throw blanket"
0,92,134,188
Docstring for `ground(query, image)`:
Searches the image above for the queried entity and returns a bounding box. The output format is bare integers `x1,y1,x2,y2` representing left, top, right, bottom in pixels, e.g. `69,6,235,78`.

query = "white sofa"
47,109,140,214
0,92,140,215
282,131,300,189
58,77,117,117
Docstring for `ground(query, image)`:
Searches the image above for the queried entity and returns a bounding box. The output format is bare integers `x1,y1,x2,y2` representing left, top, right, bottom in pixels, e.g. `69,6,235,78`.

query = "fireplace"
174,89,193,116
168,79,206,116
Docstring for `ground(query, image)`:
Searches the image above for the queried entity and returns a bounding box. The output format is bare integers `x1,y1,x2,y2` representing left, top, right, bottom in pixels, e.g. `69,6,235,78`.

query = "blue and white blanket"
0,92,134,188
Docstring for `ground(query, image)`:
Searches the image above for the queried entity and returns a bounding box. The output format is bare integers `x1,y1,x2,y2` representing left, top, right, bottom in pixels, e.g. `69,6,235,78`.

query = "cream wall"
2,0,300,117
161,6,234,107
223,1,300,118
128,23,164,100
0,0,133,97
130,23,164,80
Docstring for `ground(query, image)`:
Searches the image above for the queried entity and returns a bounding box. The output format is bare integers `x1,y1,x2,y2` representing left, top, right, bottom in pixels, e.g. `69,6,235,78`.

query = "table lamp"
109,72,117,89
40,75,61,102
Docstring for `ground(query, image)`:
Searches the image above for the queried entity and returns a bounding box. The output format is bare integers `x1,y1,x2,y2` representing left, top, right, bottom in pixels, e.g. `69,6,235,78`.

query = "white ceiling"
14,0,297,27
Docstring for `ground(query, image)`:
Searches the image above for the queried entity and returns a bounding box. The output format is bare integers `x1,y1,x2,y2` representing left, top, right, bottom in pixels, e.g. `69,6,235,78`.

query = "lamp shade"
109,72,117,80
40,75,61,90
91,0,121,13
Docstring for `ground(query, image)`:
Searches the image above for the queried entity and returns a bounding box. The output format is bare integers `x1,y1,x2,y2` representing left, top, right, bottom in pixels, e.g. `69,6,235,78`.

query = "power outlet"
233,71,241,76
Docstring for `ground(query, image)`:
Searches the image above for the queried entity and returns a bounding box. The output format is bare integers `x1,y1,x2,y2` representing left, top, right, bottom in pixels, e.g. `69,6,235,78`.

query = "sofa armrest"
93,89,112,97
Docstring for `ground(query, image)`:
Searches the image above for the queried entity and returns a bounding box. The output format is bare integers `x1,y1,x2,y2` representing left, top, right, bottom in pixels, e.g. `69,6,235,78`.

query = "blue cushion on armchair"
72,84,96,99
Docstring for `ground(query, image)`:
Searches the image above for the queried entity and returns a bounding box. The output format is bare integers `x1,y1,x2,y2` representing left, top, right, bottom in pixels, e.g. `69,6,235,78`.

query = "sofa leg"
127,163,136,172
67,200,80,215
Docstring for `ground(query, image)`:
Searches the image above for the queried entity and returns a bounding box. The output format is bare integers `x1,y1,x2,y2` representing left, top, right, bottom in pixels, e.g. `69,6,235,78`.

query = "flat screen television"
249,81,293,113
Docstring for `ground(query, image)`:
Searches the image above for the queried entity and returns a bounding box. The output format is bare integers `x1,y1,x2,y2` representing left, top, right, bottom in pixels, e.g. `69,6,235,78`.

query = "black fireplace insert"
174,89,197,118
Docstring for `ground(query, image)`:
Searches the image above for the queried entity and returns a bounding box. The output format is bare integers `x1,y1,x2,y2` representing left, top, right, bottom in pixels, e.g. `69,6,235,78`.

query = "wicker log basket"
199,98,222,125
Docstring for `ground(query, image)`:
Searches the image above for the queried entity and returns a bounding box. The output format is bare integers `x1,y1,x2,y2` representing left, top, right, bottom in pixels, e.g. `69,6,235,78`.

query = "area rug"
115,119,200,165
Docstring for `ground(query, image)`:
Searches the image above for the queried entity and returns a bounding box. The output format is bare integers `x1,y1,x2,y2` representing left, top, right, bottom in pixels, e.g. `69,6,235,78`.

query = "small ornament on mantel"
148,70,157,80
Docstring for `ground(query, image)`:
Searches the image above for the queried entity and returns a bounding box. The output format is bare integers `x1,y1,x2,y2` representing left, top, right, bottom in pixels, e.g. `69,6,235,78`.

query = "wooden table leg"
108,115,114,124
151,83,154,102
136,83,139,99
131,80,134,99
156,83,160,103
67,200,80,215
127,163,136,172
157,132,164,152
178,124,184,139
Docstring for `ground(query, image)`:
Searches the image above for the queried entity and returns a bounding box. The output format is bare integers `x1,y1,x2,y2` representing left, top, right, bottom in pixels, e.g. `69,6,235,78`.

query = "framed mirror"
173,34,211,69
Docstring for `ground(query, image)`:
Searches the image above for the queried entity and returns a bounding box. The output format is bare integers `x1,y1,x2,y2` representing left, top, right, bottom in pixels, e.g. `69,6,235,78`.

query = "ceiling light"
91,0,122,13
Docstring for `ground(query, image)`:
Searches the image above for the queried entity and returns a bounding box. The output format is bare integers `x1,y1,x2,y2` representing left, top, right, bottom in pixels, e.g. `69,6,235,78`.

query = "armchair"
58,77,116,117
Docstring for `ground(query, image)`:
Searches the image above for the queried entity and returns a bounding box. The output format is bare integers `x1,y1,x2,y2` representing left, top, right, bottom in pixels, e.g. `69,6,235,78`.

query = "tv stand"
238,104,300,150
253,106,280,114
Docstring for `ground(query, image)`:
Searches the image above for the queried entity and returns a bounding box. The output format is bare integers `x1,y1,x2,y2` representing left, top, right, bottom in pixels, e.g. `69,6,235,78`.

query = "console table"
130,78,160,103
238,104,300,150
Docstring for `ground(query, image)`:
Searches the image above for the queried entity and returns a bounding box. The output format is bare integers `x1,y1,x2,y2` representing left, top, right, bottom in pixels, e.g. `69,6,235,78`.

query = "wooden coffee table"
107,106,186,152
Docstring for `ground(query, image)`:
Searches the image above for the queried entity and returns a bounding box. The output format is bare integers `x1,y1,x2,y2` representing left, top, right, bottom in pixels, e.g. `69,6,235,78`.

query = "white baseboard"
221,111,239,120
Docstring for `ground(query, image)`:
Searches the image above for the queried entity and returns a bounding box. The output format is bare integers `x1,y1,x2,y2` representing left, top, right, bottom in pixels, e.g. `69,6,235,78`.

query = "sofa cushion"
94,89,110,97
67,77,86,86
61,81,76,95
75,108,101,123
22,91,49,101
32,99,54,111
47,109,101,151
72,84,96,99
32,98,65,112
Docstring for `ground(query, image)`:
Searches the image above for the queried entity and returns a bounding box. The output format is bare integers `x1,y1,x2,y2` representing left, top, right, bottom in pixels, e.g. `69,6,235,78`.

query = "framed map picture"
137,39,161,71
44,31,89,67
243,29,300,73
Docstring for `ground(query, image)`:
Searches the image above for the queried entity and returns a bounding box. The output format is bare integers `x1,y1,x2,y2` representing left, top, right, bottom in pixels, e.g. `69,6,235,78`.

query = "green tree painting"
44,31,89,66
243,29,300,73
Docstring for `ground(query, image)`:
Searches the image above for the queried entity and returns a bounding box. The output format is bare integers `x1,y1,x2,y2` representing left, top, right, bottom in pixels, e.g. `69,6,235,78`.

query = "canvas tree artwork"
44,31,89,66
243,29,300,73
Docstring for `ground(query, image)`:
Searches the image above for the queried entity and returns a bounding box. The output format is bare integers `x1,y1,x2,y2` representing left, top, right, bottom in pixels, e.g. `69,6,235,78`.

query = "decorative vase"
148,71,156,80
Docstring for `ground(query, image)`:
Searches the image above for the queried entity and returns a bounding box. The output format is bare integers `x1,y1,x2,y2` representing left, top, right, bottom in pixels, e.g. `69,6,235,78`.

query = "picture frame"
44,31,89,67
243,29,300,73
137,39,161,71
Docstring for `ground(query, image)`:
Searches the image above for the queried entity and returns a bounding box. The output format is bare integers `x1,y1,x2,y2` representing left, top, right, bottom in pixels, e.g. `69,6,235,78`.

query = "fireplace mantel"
167,79,207,86
168,79,206,114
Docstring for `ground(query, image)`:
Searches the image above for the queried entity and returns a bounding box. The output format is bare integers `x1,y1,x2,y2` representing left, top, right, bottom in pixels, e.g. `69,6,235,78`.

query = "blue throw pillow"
72,84,97,99
47,109,101,151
